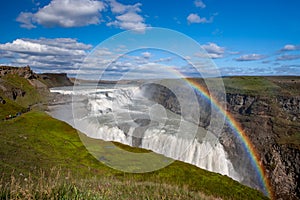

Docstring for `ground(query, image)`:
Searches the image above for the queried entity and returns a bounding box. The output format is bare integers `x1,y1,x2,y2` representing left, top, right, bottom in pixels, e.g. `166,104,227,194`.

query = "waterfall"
49,84,240,182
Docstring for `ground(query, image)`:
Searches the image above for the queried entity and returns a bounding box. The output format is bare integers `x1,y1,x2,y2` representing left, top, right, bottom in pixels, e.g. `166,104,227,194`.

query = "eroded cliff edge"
140,77,300,200
0,66,73,116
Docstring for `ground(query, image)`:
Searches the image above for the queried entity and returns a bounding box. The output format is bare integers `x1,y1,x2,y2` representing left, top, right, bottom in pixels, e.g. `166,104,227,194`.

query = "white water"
49,85,240,181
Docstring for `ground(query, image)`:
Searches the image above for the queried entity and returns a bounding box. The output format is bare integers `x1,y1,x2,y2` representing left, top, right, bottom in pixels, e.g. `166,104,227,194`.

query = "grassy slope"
222,76,281,96
222,76,300,96
0,75,269,199
0,74,46,107
0,74,47,119
0,111,267,200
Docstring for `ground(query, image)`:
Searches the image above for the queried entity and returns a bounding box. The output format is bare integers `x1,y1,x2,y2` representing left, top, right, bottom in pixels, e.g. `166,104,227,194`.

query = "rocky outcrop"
0,66,44,102
0,65,73,88
224,94,300,200
39,73,73,87
141,82,300,199
0,65,37,79
0,96,6,104
0,65,73,103
4,88,26,100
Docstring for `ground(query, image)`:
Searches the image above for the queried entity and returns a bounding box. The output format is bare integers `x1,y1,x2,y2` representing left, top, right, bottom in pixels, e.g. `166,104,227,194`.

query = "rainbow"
181,78,273,199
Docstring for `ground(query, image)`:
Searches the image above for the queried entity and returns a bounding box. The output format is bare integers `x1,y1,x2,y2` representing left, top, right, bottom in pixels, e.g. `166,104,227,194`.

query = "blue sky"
0,0,299,78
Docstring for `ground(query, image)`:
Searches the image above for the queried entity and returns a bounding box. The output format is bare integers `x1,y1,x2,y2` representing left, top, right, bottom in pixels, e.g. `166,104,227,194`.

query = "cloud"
0,38,90,56
235,54,266,61
107,11,147,32
274,64,300,75
16,12,36,29
187,13,214,24
104,62,191,80
17,0,148,32
0,38,92,72
27,38,92,50
194,0,206,8
154,57,172,63
201,43,225,55
17,0,106,28
276,54,300,61
109,0,141,14
116,12,143,22
141,52,151,58
106,1,147,32
195,43,225,59
280,44,299,51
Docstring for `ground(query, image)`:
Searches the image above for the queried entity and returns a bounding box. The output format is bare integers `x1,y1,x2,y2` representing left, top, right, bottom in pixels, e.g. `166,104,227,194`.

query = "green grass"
0,74,48,119
1,168,216,200
0,74,46,107
277,132,300,148
0,98,24,119
222,76,281,96
0,111,268,200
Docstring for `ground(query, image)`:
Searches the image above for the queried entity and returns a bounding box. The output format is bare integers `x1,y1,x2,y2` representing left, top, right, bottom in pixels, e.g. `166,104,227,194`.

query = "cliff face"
140,79,300,200
0,66,73,105
225,94,300,200
39,73,73,87
0,65,37,79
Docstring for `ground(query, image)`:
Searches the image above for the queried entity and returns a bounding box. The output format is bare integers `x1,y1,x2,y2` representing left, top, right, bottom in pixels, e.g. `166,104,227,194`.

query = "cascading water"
49,84,240,181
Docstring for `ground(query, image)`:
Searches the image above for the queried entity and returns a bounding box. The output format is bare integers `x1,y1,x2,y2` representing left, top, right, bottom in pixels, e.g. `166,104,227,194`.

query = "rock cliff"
140,77,300,200
224,94,300,200
0,65,37,79
0,65,73,104
39,73,73,87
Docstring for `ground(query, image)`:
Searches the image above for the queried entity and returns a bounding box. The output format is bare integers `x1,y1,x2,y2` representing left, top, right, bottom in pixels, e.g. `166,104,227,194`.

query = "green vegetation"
278,132,300,148
188,76,300,97
220,76,300,96
0,98,23,120
222,76,281,96
0,74,47,119
0,168,215,200
0,74,47,107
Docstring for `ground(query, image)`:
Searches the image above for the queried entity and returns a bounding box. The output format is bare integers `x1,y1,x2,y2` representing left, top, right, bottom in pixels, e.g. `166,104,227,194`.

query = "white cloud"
142,52,151,58
106,1,147,32
281,44,299,51
154,57,172,63
107,11,147,32
116,12,143,22
17,0,149,32
194,52,223,59
30,38,92,50
187,13,213,24
16,12,36,29
109,0,141,14
195,43,225,59
276,54,300,61
0,39,89,56
201,43,224,55
0,38,92,72
235,54,266,61
194,0,206,8
17,0,106,28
